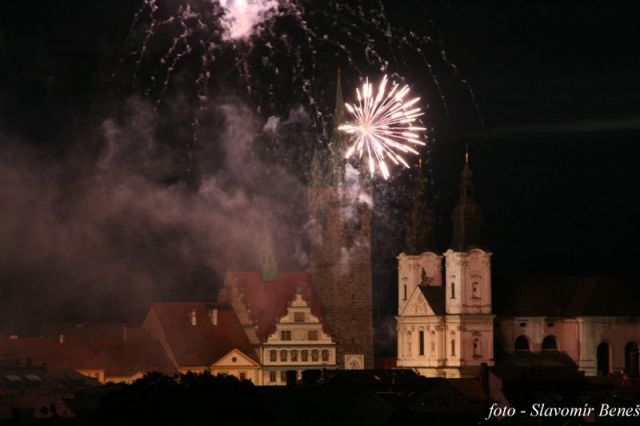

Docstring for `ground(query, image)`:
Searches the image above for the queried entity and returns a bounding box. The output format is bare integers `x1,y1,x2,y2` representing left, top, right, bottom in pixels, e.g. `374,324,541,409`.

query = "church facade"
396,150,640,378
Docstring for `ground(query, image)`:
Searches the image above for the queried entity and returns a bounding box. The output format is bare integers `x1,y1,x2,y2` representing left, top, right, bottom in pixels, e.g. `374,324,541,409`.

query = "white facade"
397,248,495,378
496,316,640,376
260,290,336,385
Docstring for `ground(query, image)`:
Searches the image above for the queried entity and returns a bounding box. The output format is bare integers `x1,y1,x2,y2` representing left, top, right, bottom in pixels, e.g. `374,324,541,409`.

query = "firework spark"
339,75,426,179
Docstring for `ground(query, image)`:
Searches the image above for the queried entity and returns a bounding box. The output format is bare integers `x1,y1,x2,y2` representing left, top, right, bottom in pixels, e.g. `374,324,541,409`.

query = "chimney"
211,308,218,326
190,308,197,326
58,334,64,344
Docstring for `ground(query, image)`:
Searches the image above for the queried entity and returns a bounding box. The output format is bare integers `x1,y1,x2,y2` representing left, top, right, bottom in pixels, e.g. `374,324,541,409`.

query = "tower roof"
449,145,484,251
405,157,437,253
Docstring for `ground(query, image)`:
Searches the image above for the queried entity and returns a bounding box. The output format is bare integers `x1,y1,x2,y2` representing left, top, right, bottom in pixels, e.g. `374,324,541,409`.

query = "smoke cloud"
0,97,308,333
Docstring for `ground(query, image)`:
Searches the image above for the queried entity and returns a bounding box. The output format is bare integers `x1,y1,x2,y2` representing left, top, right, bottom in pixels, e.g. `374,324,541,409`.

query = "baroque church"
396,147,640,379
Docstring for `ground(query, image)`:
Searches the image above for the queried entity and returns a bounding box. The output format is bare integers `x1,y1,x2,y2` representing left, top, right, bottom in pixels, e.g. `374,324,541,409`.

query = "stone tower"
308,70,374,369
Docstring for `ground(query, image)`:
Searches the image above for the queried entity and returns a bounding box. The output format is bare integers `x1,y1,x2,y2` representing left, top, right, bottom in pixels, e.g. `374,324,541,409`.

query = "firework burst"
339,75,426,179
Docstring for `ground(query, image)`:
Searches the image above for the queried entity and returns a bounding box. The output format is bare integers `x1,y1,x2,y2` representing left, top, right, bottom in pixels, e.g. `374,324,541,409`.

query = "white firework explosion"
339,75,426,179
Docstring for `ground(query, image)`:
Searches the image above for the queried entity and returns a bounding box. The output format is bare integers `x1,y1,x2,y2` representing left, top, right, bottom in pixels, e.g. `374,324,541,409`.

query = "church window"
473,338,481,357
301,350,308,362
280,350,288,362
514,335,530,351
269,350,277,362
269,371,277,383
451,339,456,356
542,335,558,351
403,284,407,300
419,330,425,355
281,330,291,341
294,312,305,323
472,282,480,298
308,330,318,341
597,342,610,375
311,350,319,362
624,342,639,376
321,350,330,362
291,350,298,362
406,331,412,354
451,283,455,299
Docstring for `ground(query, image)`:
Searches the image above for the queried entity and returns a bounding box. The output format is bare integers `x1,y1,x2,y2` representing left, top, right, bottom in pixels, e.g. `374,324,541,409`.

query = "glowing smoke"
219,0,278,40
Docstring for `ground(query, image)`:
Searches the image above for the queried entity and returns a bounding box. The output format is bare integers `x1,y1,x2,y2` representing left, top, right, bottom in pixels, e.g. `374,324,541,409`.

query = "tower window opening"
403,285,407,300
451,283,455,299
419,330,425,355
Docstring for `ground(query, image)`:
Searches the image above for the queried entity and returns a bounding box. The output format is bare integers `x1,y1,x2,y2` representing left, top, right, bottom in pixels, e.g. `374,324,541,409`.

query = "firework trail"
122,0,483,172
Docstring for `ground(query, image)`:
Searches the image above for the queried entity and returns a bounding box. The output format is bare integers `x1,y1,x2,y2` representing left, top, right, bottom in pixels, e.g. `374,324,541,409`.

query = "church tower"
443,146,494,374
308,70,374,369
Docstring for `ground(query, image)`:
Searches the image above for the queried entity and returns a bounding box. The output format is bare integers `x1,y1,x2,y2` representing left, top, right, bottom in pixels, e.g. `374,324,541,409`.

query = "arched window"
451,283,455,299
419,330,425,356
291,350,298,362
280,350,288,362
403,284,407,300
269,350,277,362
451,339,456,356
597,342,610,376
472,282,480,298
406,331,413,355
311,350,319,362
514,335,530,352
473,338,481,356
321,349,330,362
301,350,308,362
542,335,558,351
624,342,639,376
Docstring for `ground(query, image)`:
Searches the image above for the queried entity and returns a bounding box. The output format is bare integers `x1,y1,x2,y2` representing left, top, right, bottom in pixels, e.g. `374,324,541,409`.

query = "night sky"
0,1,639,337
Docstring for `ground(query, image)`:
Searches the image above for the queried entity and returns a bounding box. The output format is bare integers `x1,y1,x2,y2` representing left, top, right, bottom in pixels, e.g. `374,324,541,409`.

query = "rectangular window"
419,330,425,356
281,330,291,341
294,312,305,323
280,370,287,383
308,330,318,341
239,372,246,380
269,371,276,383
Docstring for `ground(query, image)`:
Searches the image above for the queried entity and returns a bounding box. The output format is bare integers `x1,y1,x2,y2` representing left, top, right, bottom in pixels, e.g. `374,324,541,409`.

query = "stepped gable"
148,302,256,367
227,271,329,341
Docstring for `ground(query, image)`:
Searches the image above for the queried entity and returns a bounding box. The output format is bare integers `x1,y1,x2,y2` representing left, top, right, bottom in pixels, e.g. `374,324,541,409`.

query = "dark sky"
1,1,639,332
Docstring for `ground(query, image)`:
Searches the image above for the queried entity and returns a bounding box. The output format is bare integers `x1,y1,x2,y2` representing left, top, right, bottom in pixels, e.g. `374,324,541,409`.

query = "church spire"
405,156,437,253
259,220,278,282
450,144,483,251
329,68,346,185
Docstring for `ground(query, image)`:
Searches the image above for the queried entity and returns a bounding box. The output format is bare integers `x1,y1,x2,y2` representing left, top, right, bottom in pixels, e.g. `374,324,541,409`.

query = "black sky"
1,1,639,331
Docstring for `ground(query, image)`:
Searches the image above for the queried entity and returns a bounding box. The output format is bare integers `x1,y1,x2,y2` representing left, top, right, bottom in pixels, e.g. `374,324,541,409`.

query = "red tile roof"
84,330,177,377
0,336,105,370
226,271,328,341
148,303,256,368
